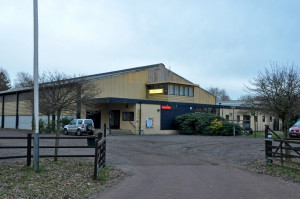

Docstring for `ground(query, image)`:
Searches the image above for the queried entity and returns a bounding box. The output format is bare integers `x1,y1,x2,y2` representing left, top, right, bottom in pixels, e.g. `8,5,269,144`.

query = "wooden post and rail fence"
0,124,107,180
265,125,300,165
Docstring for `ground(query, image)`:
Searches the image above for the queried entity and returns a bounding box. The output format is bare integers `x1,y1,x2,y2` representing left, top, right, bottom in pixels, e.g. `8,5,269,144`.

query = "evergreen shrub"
175,113,241,136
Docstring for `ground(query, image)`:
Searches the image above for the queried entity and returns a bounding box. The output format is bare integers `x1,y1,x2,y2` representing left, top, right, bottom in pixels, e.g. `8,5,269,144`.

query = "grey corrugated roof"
0,86,33,95
217,100,245,106
0,63,164,95
76,63,165,82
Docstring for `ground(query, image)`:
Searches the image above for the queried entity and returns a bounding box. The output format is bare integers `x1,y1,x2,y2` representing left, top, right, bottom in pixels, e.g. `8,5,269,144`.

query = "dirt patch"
0,158,124,199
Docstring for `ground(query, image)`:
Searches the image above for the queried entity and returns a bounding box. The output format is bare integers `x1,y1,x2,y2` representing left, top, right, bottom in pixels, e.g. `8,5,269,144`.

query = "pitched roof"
0,63,165,95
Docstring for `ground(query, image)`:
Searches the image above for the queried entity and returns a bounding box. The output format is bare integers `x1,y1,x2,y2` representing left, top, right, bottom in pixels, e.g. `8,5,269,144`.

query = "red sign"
162,106,171,110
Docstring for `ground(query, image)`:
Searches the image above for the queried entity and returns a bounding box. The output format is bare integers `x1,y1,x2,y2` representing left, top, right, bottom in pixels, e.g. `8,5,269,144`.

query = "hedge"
175,113,241,136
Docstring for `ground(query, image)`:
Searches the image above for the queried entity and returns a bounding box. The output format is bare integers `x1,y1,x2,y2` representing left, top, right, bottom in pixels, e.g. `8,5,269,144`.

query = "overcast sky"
1,0,299,99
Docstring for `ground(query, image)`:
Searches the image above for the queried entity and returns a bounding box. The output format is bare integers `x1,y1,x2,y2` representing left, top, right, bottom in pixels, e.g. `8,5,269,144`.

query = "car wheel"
87,124,93,131
76,129,82,136
63,129,68,135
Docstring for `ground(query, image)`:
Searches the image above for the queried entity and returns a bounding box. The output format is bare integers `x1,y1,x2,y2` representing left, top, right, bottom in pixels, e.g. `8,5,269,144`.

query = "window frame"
174,85,179,95
189,87,194,97
122,112,134,121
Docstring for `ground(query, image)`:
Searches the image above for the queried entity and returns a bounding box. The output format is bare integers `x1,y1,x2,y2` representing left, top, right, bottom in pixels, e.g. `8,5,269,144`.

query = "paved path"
92,135,300,199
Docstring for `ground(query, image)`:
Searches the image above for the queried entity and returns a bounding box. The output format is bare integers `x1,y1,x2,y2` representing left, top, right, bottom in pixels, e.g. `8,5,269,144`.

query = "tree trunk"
283,114,290,160
47,114,50,130
282,114,289,138
54,110,61,162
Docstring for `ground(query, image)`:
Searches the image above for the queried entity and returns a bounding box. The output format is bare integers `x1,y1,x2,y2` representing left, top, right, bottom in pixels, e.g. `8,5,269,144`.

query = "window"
262,116,265,122
180,86,184,96
237,115,240,122
84,120,93,124
175,85,179,95
169,85,174,95
184,87,189,96
269,117,272,122
254,116,258,122
226,115,229,121
163,84,168,95
189,87,194,96
78,120,83,125
123,112,134,121
168,84,193,97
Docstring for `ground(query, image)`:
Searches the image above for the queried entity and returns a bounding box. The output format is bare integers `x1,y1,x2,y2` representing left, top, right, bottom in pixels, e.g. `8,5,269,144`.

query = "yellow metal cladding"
3,95,16,116
92,70,149,99
194,87,216,104
172,73,194,85
89,65,216,105
4,102,16,116
147,93,168,101
19,100,32,116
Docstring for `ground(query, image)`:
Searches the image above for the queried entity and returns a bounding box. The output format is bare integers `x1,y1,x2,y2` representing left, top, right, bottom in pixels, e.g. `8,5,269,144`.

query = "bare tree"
245,63,300,138
39,71,102,161
14,72,34,88
208,87,231,102
0,67,11,91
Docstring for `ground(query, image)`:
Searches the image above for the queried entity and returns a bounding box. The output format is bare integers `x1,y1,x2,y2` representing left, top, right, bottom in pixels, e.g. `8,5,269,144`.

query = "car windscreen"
294,121,300,127
69,120,76,125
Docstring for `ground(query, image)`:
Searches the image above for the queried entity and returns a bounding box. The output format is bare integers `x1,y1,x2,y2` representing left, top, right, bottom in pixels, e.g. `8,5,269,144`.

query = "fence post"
98,132,103,140
265,125,273,164
94,137,99,180
103,134,106,168
27,133,32,166
265,125,269,138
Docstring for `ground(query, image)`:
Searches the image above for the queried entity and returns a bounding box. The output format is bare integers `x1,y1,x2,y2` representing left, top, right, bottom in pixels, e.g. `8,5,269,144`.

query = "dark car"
289,121,300,138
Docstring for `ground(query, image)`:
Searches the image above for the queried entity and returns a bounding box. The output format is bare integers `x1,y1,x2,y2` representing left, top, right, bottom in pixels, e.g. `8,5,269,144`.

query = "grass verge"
246,159,300,183
0,158,124,199
241,131,284,138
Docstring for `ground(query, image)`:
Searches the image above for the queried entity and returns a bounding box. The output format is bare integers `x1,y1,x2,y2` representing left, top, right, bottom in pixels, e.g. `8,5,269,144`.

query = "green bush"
39,119,46,133
221,122,242,136
175,113,241,136
61,117,74,128
175,113,198,134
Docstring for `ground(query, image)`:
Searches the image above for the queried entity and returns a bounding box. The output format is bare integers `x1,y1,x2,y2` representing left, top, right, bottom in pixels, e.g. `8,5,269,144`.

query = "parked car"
63,119,94,135
289,121,300,138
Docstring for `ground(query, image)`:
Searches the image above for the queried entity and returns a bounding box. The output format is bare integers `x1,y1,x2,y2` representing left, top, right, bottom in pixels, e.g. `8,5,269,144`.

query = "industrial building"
0,63,218,135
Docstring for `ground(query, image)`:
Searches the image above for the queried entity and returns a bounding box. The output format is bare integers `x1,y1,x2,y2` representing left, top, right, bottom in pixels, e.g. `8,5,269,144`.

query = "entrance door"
111,110,120,129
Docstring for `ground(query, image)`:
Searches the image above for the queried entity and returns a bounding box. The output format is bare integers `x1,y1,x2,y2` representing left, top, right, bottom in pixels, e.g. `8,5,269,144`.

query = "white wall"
4,116,16,129
19,116,32,130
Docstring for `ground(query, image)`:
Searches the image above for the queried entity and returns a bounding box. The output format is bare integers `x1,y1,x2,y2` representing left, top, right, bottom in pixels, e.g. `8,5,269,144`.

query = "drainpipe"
16,92,19,129
109,101,111,136
1,95,4,128
139,102,142,135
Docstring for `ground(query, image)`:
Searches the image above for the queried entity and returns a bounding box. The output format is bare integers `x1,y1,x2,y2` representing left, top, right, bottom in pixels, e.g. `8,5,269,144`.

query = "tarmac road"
92,135,300,199
1,131,299,199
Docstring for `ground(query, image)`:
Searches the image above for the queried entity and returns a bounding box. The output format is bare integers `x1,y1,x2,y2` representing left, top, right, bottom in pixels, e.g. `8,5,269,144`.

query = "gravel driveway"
1,130,300,199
